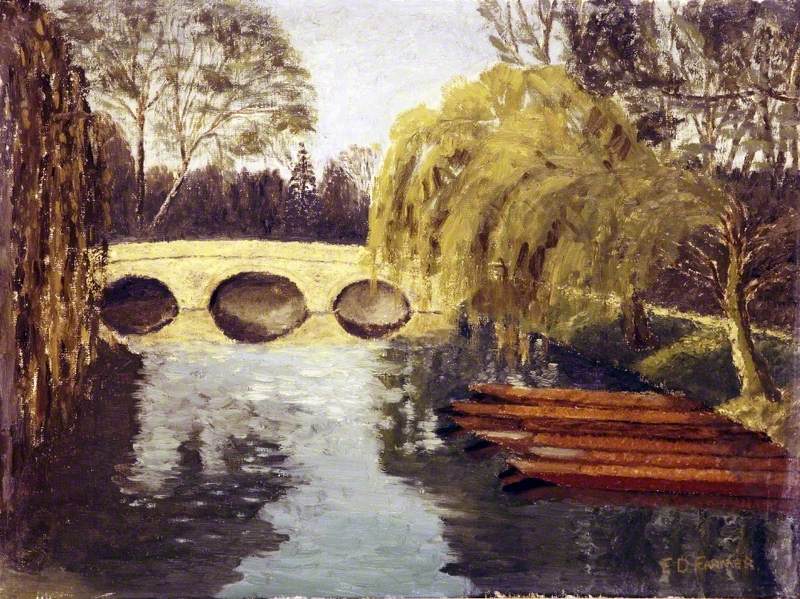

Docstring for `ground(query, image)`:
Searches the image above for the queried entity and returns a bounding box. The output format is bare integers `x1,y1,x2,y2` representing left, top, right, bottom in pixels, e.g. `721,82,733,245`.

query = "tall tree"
371,65,700,348
286,143,320,236
1,0,107,514
477,0,798,398
560,0,799,400
52,0,168,230
90,112,138,238
149,0,315,229
336,144,381,198
319,162,359,241
664,173,797,402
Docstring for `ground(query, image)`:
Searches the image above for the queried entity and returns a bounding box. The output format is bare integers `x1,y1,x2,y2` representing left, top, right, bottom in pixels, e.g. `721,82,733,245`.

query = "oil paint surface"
0,1,798,598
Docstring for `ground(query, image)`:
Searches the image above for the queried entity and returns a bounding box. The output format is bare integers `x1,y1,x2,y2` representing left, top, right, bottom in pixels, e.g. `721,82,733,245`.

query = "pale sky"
263,0,497,168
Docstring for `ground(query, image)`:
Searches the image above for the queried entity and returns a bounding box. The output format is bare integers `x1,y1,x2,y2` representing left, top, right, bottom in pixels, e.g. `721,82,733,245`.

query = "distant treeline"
96,116,372,244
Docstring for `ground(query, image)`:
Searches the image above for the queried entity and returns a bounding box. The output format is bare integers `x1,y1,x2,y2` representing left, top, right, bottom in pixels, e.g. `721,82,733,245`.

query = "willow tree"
369,64,779,402
1,0,107,513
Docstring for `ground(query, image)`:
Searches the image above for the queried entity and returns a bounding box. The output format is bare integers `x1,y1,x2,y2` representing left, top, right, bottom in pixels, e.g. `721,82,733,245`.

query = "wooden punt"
449,419,784,458
450,415,524,433
450,413,763,441
443,384,796,503
479,434,796,472
470,383,701,411
509,458,799,500
451,400,734,426
509,431,786,458
498,471,800,514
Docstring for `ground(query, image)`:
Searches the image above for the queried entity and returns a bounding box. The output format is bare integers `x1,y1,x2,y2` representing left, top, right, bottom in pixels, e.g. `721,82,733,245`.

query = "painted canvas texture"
0,0,798,598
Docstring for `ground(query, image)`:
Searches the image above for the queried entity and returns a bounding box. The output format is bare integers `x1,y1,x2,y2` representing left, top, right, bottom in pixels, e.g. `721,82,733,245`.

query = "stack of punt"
445,383,799,503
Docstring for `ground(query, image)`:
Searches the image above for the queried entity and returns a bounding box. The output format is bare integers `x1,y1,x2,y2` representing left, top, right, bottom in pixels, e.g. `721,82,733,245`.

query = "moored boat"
444,384,795,504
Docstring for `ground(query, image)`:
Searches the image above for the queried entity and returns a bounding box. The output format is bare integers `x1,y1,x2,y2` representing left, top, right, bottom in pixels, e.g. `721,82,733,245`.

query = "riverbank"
563,311,794,448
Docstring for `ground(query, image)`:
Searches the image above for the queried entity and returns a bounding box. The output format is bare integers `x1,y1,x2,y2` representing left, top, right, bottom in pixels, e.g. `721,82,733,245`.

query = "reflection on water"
2,332,798,598
376,335,798,598
129,342,468,598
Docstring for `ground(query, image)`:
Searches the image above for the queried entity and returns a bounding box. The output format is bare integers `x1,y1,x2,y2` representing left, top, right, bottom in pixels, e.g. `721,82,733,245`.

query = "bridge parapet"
108,240,373,313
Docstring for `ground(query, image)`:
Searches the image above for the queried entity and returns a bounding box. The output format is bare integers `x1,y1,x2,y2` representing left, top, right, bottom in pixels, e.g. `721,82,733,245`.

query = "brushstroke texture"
0,0,106,514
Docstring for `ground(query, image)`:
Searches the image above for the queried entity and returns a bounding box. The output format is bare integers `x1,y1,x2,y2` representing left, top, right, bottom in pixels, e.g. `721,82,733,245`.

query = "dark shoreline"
0,341,145,571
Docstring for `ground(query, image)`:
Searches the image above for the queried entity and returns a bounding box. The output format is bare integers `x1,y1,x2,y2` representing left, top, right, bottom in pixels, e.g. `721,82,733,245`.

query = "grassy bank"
565,310,794,446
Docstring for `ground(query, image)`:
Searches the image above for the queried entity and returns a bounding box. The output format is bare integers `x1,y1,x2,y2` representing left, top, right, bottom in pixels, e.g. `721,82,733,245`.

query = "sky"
263,0,497,169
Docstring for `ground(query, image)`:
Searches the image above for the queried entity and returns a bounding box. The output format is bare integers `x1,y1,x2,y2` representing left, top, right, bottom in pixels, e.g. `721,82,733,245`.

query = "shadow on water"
374,330,798,598
6,344,293,598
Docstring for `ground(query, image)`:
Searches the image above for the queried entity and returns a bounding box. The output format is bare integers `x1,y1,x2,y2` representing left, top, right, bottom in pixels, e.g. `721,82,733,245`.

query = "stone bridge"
104,240,445,344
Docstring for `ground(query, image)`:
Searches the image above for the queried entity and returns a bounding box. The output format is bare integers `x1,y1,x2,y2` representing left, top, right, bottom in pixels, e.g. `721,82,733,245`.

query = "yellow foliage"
369,64,726,337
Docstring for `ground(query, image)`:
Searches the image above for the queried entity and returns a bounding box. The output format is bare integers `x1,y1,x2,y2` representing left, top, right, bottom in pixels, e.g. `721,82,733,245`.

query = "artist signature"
659,554,756,580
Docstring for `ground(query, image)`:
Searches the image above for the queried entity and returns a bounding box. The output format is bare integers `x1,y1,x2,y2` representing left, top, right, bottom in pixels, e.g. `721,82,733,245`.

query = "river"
1,331,797,598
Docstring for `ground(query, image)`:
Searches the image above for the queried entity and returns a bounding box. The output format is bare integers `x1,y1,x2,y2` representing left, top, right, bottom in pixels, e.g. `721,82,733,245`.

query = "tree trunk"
134,109,146,232
760,96,776,166
724,106,756,171
741,150,755,175
790,101,800,171
620,287,656,350
494,319,521,364
149,162,189,231
724,246,782,402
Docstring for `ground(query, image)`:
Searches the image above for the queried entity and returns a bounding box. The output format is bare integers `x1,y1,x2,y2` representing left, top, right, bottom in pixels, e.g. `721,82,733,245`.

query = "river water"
2,332,798,598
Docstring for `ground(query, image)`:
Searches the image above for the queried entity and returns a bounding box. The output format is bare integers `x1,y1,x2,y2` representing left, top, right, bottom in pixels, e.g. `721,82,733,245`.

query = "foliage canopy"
51,0,316,229
369,64,725,337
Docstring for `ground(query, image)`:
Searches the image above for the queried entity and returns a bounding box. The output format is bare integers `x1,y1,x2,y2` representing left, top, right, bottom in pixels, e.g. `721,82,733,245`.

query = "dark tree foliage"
647,169,800,330
138,166,287,241
318,162,369,243
560,0,685,147
561,0,649,95
143,166,176,231
100,155,367,244
285,143,321,237
90,112,137,238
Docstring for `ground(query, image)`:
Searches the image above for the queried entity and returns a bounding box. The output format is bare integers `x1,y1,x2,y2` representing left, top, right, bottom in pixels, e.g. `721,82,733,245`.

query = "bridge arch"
331,278,412,339
208,271,308,343
201,263,312,314
101,275,179,335
323,272,406,312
